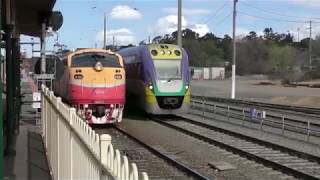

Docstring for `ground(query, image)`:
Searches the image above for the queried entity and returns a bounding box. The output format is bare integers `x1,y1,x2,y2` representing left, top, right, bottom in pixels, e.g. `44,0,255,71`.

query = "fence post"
213,104,216,120
129,163,138,180
260,118,263,130
121,156,129,180
242,109,245,126
141,172,149,180
69,108,76,179
307,120,310,141
115,150,121,178
202,97,205,118
100,134,112,178
227,106,230,121
56,97,61,179
282,116,285,135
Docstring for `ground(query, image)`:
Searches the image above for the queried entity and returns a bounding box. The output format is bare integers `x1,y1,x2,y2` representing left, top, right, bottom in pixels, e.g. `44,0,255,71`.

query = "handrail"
41,85,148,180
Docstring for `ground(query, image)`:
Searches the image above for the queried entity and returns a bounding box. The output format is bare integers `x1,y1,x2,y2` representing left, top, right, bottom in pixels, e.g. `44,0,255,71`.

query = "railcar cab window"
71,53,121,67
153,59,182,80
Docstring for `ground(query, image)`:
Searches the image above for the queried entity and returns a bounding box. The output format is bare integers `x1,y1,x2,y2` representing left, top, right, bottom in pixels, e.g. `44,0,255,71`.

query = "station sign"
32,92,41,109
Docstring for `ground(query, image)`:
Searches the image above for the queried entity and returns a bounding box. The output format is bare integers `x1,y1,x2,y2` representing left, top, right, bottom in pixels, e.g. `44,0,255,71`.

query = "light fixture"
94,61,103,71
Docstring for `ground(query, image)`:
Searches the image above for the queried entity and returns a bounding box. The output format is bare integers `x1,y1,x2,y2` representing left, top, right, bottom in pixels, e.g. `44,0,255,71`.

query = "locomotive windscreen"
153,59,182,80
71,53,121,67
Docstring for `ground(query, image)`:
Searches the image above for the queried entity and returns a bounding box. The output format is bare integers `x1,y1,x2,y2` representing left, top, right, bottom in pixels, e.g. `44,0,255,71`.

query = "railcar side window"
71,53,121,67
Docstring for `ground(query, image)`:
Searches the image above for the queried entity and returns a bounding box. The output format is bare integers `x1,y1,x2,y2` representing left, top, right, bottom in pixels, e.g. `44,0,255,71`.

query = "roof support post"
4,24,16,156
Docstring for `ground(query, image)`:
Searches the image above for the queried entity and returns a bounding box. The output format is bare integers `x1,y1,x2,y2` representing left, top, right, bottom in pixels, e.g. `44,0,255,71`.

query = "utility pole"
40,23,46,74
308,20,312,71
103,12,107,49
231,0,238,99
297,28,300,42
112,36,115,51
0,0,3,177
177,0,182,48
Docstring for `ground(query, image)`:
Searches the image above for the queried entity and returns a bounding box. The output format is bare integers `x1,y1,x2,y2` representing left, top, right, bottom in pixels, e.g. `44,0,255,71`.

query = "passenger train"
53,48,125,124
118,44,190,114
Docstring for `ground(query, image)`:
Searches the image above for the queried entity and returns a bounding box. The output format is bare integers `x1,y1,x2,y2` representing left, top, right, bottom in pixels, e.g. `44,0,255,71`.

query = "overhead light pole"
177,0,182,48
103,12,107,49
231,0,238,99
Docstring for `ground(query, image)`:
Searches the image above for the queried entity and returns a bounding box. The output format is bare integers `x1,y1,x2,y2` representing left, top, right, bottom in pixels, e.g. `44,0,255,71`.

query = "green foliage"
267,45,295,73
150,28,320,80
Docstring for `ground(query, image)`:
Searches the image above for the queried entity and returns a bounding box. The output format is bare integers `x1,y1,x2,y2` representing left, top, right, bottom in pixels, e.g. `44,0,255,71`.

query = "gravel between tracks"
113,118,297,180
95,127,192,180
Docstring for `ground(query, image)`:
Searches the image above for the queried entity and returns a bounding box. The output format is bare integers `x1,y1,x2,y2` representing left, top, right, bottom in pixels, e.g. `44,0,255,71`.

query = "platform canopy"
14,0,62,36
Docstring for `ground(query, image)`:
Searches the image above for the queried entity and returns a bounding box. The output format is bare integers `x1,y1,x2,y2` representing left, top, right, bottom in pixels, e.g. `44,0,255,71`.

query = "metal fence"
41,85,148,180
191,98,320,141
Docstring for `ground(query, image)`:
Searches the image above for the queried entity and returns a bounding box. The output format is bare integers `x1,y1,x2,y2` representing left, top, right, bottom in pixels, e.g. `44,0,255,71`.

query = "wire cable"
241,0,320,20
201,0,230,24
211,12,232,27
238,11,316,24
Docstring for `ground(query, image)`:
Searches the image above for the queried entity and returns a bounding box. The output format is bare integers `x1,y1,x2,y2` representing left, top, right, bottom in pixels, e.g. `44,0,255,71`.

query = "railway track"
95,126,210,180
192,95,320,119
190,101,320,138
151,116,320,180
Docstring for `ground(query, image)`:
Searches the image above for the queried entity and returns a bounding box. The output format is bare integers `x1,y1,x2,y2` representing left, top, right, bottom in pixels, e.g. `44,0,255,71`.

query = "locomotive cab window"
71,53,121,67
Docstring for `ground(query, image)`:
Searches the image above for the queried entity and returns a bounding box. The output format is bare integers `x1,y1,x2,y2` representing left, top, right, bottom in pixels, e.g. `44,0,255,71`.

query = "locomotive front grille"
156,96,184,109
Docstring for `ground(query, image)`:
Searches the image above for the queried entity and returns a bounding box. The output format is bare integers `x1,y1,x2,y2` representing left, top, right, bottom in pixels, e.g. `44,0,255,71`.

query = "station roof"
15,0,60,37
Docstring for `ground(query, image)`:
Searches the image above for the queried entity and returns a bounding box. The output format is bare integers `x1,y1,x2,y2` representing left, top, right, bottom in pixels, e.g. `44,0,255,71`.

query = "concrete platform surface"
4,77,51,180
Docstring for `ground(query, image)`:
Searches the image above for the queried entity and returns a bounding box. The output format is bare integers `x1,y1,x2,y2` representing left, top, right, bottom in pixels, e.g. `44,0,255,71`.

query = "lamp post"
103,12,106,49
92,6,138,49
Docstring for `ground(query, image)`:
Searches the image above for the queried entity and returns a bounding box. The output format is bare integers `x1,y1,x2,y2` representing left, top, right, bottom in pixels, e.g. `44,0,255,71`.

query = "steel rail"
151,116,320,180
114,125,210,180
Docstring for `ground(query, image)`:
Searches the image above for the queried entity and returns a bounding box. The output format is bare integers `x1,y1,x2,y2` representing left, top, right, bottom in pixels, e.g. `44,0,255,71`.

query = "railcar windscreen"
71,52,121,67
154,59,182,80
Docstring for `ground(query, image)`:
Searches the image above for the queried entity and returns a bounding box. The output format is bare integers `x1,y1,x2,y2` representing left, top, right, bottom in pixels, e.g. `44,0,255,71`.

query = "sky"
20,0,320,56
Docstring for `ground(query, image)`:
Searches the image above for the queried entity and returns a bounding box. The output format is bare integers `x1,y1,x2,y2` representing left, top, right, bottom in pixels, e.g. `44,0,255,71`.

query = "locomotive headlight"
110,104,114,108
185,85,189,90
149,85,153,90
160,50,165,55
94,61,103,71
74,74,83,79
167,50,172,55
114,74,122,79
84,104,88,108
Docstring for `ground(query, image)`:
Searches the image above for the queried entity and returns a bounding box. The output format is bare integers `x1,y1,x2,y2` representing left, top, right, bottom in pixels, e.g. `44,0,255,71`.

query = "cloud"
152,15,209,37
162,7,210,16
190,24,210,37
110,5,142,20
96,28,135,45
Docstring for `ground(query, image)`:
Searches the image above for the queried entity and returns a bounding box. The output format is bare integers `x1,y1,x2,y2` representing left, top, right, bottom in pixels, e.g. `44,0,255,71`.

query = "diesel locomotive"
53,48,125,124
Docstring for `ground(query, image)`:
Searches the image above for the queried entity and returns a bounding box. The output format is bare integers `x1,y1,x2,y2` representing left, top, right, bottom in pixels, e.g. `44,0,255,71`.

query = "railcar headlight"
84,104,88,108
151,50,158,56
167,50,172,55
110,104,114,108
185,85,189,90
149,85,153,90
160,50,165,55
174,50,181,56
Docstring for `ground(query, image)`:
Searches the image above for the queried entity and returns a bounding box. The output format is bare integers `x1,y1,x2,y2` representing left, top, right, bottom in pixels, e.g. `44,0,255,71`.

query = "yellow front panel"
70,68,125,87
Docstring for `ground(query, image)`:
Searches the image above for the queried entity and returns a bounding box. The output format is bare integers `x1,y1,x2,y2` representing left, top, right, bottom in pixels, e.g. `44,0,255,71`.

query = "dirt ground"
190,79,320,108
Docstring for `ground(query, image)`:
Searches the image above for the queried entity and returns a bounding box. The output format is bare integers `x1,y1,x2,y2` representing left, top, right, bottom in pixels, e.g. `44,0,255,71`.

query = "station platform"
4,78,51,180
